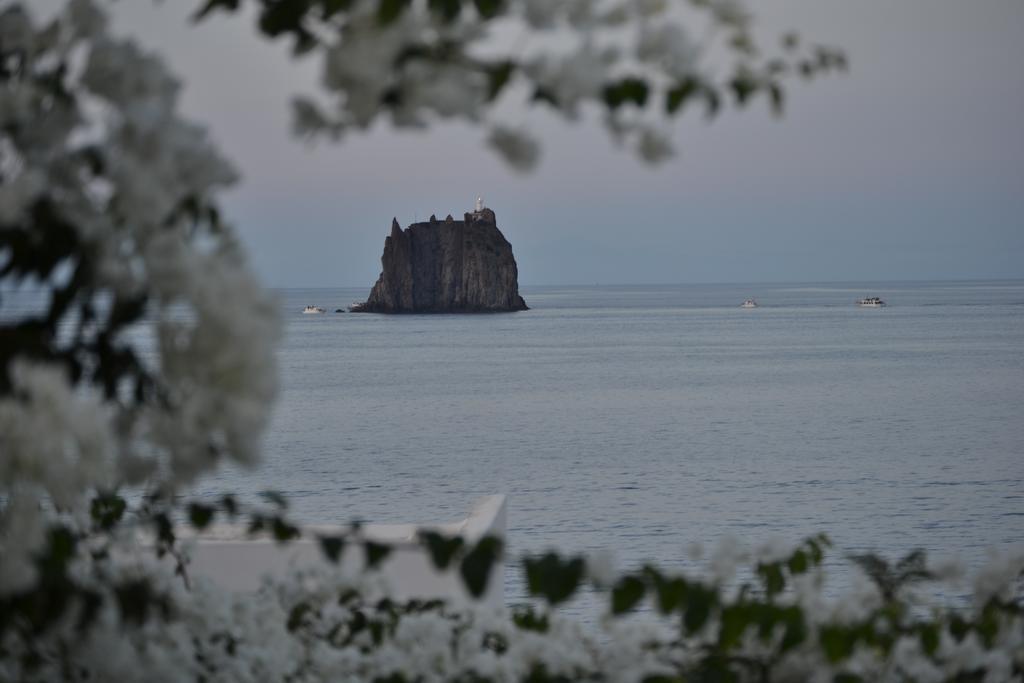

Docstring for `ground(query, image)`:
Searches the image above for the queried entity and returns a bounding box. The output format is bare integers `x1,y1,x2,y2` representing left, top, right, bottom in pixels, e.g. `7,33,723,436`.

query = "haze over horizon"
57,0,1024,288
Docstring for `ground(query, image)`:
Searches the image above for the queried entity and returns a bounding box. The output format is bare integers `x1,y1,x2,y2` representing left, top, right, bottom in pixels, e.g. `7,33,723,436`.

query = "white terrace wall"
184,495,507,606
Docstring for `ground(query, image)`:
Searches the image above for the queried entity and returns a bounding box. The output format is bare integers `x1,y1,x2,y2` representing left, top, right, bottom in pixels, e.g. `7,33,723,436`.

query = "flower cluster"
0,0,278,594
1,529,1021,682
225,0,846,170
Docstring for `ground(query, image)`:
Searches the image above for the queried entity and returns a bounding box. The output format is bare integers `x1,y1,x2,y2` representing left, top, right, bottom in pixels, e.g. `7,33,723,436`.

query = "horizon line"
270,277,1024,290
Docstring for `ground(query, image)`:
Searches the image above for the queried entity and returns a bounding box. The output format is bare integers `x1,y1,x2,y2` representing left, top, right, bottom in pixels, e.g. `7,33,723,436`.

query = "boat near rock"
302,305,326,314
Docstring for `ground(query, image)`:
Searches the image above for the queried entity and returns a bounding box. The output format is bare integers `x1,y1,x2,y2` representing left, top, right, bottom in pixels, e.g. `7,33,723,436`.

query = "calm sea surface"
6,280,1018,599
195,281,1024,601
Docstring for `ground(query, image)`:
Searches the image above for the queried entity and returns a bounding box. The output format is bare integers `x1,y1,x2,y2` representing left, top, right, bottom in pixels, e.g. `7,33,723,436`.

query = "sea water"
196,280,1024,602
5,280,1019,600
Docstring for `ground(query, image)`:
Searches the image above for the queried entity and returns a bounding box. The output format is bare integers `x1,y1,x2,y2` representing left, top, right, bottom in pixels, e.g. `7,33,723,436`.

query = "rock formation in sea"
351,203,528,313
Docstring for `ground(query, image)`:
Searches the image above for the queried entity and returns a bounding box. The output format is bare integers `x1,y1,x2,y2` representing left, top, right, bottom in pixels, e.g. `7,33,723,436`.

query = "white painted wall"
184,495,507,605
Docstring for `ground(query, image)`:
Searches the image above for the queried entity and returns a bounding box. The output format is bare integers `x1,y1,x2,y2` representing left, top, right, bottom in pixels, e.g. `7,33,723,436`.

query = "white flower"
82,38,180,118
930,554,967,583
323,12,420,128
892,637,943,682
522,0,561,28
586,548,618,586
526,44,616,115
0,81,36,129
754,535,792,564
67,0,107,39
708,535,748,584
709,0,750,26
972,546,1024,607
396,61,489,123
0,6,33,56
0,491,48,593
636,23,699,79
0,360,115,508
0,168,46,224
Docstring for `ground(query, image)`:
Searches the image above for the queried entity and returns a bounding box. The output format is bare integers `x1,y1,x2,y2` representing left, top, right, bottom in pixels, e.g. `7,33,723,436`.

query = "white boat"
741,299,758,308
302,305,326,314
856,297,885,307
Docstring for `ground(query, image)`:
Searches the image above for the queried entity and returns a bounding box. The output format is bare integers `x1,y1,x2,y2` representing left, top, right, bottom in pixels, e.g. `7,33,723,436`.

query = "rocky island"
351,200,528,313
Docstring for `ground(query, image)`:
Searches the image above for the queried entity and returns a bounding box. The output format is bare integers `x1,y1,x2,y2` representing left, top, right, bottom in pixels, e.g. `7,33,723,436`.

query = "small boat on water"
856,297,885,308
741,299,758,308
302,305,326,314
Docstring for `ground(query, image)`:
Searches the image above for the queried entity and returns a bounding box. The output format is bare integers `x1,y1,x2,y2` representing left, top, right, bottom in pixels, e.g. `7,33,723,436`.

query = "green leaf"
683,584,716,634
364,541,392,569
320,0,354,19
729,74,758,106
257,1,310,38
531,86,559,107
319,535,346,564
653,575,688,614
524,553,585,606
192,0,241,22
221,494,238,517
779,606,808,652
807,535,830,564
473,0,503,19
247,513,265,535
429,0,462,22
603,77,649,110
419,530,465,570
819,625,856,663
977,604,1001,648
460,536,503,598
91,493,127,531
611,576,646,614
757,562,786,597
833,675,864,683
511,605,549,632
666,77,699,115
787,549,808,575
919,623,939,656
949,615,970,642
154,513,175,554
287,602,312,632
40,526,77,574
114,579,168,625
188,503,215,530
271,517,301,542
719,604,751,650
486,61,515,101
378,0,411,24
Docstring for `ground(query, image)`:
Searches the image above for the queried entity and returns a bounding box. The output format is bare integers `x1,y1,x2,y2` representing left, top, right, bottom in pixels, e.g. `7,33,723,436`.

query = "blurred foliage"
189,0,847,167
2,503,1022,680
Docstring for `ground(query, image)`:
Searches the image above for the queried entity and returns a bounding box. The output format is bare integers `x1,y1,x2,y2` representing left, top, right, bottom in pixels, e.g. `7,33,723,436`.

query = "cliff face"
353,208,528,313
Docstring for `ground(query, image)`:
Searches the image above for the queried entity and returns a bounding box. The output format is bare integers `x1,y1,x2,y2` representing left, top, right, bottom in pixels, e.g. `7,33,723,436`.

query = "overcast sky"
82,1,1024,286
